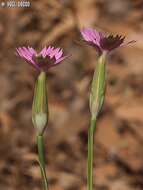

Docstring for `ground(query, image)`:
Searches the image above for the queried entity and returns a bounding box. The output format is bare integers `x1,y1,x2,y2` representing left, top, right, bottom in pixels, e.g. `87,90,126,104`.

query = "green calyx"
89,52,106,120
32,71,48,135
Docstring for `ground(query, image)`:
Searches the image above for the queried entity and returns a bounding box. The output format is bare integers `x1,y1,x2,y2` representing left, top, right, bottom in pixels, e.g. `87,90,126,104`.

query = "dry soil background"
0,0,143,190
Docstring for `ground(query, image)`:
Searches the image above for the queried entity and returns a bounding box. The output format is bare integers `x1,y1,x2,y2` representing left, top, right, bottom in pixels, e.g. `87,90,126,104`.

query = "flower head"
16,46,68,72
81,28,135,55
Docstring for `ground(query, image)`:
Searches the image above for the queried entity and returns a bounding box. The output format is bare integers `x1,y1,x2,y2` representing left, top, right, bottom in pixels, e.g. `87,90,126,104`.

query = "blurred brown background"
0,0,143,190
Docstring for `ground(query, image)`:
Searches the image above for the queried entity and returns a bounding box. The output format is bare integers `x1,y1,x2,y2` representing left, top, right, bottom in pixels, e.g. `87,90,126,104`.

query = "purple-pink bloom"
16,46,68,72
81,28,135,55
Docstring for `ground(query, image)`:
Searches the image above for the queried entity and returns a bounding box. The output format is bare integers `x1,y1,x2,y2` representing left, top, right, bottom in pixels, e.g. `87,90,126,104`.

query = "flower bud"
89,53,106,119
32,72,48,135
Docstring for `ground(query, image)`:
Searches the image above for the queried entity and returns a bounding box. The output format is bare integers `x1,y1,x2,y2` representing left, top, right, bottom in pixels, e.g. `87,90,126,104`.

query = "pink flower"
81,28,135,55
16,46,69,72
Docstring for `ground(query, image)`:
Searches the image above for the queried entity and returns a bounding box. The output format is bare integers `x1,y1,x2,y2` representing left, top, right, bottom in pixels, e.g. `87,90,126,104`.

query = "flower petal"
81,28,102,46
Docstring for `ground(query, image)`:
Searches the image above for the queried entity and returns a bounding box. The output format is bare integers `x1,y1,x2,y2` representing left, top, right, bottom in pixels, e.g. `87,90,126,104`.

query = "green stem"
37,135,49,190
87,118,96,190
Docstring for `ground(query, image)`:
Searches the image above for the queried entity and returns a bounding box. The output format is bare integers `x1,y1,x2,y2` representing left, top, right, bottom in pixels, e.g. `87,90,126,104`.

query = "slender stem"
37,135,49,190
87,118,96,190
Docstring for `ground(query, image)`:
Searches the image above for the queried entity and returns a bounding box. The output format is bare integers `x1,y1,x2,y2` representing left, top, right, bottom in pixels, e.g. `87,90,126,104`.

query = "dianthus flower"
81,28,134,55
16,46,68,71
